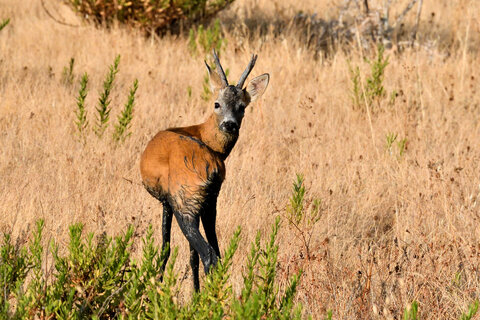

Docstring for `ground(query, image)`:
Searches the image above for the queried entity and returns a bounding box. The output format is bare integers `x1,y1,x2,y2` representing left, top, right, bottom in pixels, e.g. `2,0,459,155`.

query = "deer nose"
220,121,238,133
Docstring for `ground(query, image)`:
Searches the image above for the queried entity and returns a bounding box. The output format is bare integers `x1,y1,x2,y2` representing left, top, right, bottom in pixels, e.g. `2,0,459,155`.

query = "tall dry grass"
1,0,480,318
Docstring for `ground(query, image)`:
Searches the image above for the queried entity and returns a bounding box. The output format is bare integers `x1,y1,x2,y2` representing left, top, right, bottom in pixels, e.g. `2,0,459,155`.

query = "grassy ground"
1,0,480,318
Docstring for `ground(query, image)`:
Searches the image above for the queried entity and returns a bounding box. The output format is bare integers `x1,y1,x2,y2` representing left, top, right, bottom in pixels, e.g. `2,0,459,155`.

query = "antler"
212,49,228,87
237,54,258,88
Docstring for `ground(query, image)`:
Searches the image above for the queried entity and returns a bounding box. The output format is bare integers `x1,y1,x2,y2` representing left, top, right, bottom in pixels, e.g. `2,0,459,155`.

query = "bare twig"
282,210,313,259
410,0,423,47
392,0,418,29
338,0,353,25
122,177,143,187
460,18,471,91
382,0,394,33
96,279,131,318
363,0,370,14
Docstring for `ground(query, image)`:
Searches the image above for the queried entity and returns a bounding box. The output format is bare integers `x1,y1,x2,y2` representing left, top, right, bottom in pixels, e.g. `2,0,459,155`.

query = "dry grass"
1,0,480,318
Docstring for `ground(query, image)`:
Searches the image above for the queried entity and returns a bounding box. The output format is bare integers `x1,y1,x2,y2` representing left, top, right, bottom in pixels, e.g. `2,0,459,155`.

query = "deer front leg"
201,203,221,258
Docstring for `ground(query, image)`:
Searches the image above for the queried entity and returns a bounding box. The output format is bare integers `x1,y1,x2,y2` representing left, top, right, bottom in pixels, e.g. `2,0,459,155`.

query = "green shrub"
188,19,226,57
385,132,407,157
403,300,418,320
73,55,138,144
94,55,120,138
62,57,76,86
66,0,235,35
0,231,32,318
349,44,390,112
0,218,303,319
285,174,321,259
365,44,389,103
74,72,89,139
113,79,139,143
460,300,479,320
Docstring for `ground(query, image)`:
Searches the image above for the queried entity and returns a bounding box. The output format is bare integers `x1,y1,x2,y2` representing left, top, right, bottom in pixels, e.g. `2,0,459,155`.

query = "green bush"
0,217,303,319
94,55,120,138
460,300,479,320
403,301,418,320
349,44,390,112
385,132,407,157
62,57,76,86
285,174,321,260
113,79,139,143
74,72,89,139
66,0,235,34
73,55,138,144
188,19,225,57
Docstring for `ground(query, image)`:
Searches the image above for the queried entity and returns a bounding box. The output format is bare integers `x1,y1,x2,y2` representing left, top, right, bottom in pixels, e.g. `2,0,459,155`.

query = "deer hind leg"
173,211,218,277
159,201,173,280
189,244,200,291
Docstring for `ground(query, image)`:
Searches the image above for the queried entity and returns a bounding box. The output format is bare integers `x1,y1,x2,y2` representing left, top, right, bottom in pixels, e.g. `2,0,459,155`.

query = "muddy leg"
201,210,220,258
159,201,173,279
190,244,200,291
174,211,218,275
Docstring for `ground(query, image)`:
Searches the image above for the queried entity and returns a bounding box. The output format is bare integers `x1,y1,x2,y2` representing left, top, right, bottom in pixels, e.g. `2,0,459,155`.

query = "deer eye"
214,102,220,109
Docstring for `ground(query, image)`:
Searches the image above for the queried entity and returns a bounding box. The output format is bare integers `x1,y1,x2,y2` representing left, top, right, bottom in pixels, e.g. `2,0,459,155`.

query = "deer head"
204,50,269,135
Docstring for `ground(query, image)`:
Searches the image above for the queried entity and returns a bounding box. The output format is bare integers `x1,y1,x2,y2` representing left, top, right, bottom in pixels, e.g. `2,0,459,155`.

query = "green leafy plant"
113,78,139,142
285,174,321,259
385,132,398,154
188,19,225,57
349,44,390,111
460,300,479,320
73,55,138,144
0,18,10,31
324,310,333,320
365,44,389,102
403,300,419,320
94,55,120,138
231,217,303,319
202,72,213,101
348,62,362,109
3,220,46,319
0,218,303,319
75,72,89,138
385,132,407,157
0,231,31,317
185,227,241,319
62,57,76,86
397,137,407,156
389,89,398,106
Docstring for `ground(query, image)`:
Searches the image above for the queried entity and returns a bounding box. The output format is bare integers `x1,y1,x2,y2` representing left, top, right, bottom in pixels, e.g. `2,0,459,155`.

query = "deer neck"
199,114,238,160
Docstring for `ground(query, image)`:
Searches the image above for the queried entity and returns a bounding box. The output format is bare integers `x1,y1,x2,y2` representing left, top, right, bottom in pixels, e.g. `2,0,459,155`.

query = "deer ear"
205,61,224,93
246,73,269,102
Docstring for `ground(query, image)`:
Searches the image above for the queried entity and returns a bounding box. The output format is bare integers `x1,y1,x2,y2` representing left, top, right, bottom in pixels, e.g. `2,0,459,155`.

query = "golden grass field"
1,0,480,318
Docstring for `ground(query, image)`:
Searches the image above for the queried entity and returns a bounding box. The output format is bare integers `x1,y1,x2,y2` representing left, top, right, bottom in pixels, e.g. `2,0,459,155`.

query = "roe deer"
140,50,269,291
